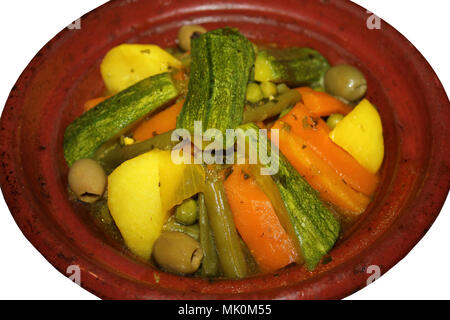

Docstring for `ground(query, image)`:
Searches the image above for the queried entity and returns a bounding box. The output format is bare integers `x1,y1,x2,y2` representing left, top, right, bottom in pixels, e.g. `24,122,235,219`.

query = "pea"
175,198,198,225
324,65,367,102
276,83,290,94
260,81,278,98
326,113,345,129
246,83,263,103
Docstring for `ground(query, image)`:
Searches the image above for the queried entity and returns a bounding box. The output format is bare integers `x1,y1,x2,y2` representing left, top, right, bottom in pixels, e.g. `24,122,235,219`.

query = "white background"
0,0,448,300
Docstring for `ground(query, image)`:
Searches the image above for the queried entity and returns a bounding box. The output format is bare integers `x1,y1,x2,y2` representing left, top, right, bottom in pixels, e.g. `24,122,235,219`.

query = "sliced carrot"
83,96,110,112
278,102,379,196
224,165,298,272
296,87,352,116
172,69,186,81
271,121,371,215
133,99,185,141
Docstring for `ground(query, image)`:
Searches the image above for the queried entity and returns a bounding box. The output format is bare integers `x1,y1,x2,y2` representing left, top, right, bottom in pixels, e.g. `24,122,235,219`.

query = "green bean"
94,130,178,173
203,169,248,279
239,236,259,275
198,193,220,277
276,83,290,94
175,198,198,225
242,89,302,123
163,215,200,241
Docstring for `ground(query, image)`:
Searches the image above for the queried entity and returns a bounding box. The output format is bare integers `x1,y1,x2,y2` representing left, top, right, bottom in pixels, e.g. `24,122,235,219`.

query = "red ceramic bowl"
0,0,449,300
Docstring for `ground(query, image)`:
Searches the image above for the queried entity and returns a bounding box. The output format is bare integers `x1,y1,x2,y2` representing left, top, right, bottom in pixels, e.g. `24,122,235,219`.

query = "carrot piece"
83,96,110,112
223,165,298,272
279,102,379,196
271,120,371,214
296,87,353,116
172,69,186,81
133,99,184,141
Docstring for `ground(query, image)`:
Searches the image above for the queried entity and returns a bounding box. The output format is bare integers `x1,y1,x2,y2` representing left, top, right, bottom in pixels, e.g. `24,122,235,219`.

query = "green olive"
178,25,207,52
260,81,278,98
276,83,290,94
324,65,367,102
152,231,203,275
246,82,263,103
326,113,345,129
175,198,198,225
68,159,106,203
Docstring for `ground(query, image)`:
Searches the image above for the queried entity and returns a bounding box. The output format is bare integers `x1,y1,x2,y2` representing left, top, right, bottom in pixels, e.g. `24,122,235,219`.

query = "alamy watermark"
366,264,381,285
66,264,81,286
170,121,280,175
366,11,381,30
67,18,81,30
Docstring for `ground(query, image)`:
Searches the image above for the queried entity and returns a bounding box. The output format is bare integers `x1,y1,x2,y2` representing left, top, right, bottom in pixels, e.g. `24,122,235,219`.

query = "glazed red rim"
0,0,449,299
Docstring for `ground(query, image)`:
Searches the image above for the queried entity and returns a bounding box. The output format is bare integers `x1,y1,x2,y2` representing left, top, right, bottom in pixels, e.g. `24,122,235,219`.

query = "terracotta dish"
0,0,449,299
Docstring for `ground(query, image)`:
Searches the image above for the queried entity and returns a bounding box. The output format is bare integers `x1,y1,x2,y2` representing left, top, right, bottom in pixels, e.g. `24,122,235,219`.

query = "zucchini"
64,72,179,166
238,123,340,270
176,28,255,134
254,47,330,88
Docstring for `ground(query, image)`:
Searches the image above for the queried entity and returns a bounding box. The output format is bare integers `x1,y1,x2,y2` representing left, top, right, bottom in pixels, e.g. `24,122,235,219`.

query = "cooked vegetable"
254,47,329,87
163,215,200,241
107,150,166,259
246,164,303,263
83,96,110,112
68,158,106,203
64,72,179,166
152,231,203,275
198,193,220,277
175,198,198,225
240,123,340,269
260,81,278,98
176,28,255,134
100,44,182,94
279,102,379,197
157,151,205,212
324,65,367,102
271,120,371,214
277,83,290,94
64,25,386,280
203,168,248,278
326,113,345,129
242,89,302,123
246,83,264,103
96,130,176,173
329,99,384,173
295,87,353,116
177,25,207,52
224,165,298,272
133,99,184,141
107,149,204,259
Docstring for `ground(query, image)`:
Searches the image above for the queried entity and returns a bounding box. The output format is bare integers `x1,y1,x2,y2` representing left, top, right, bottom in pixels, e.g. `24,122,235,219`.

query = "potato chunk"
107,149,205,260
101,44,182,94
329,99,384,173
108,150,164,260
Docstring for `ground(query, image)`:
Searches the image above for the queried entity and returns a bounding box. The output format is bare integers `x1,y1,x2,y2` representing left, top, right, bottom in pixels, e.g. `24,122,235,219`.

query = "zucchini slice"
239,123,340,270
176,28,255,134
64,72,179,166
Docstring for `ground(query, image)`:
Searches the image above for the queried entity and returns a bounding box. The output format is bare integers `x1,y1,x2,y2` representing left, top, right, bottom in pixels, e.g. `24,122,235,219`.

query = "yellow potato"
158,151,205,212
108,150,164,260
100,44,182,94
329,99,384,173
107,149,205,260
